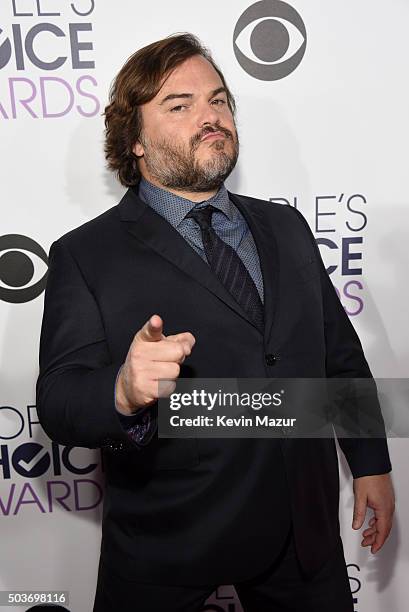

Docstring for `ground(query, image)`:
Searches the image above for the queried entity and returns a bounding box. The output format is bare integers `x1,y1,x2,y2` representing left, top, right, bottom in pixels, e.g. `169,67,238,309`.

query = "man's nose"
196,102,220,129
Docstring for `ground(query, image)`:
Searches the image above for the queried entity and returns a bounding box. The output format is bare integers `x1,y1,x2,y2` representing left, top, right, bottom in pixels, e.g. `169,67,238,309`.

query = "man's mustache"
190,124,235,150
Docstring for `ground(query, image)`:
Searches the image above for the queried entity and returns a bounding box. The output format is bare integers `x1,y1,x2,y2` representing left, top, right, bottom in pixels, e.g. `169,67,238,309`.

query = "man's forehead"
157,56,223,98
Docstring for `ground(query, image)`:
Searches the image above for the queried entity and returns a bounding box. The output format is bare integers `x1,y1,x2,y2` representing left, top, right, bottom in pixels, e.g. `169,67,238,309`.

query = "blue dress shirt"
115,177,264,442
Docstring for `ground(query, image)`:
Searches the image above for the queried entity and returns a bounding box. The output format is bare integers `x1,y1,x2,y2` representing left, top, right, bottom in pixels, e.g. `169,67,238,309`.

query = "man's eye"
170,105,187,112
211,99,226,106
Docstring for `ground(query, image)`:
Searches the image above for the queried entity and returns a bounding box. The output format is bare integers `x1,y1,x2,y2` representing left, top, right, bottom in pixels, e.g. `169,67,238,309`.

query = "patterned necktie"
186,204,264,331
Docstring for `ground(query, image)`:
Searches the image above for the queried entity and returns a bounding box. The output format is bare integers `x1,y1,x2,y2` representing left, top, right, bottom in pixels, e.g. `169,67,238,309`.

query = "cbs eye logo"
0,234,48,303
233,0,307,81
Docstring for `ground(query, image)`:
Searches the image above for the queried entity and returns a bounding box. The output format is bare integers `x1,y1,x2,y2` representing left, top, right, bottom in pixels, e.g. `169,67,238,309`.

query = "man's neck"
139,173,219,203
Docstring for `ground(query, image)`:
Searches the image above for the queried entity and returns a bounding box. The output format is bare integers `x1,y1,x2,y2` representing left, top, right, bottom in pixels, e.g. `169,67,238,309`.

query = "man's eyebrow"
210,87,227,98
159,87,227,106
159,93,193,105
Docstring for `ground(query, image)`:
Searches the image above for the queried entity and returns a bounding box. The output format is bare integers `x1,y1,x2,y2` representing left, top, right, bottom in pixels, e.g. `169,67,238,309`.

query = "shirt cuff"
113,364,153,444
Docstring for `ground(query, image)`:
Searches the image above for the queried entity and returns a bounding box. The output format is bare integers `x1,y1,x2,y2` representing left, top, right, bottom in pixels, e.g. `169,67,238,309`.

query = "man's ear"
133,141,144,157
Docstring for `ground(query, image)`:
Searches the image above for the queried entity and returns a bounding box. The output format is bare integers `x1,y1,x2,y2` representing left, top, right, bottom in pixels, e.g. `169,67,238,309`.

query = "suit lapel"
117,187,279,338
228,192,280,344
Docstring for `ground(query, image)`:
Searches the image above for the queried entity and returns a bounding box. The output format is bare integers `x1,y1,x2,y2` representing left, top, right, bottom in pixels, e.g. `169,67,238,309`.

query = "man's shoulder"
229,191,308,226
230,191,291,211
51,198,122,254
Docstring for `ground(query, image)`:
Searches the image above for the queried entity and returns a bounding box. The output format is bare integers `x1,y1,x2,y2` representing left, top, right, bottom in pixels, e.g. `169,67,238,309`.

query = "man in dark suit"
36,34,394,611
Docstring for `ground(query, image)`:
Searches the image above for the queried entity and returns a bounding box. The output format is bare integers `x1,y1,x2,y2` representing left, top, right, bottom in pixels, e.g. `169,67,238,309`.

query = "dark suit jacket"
36,185,392,586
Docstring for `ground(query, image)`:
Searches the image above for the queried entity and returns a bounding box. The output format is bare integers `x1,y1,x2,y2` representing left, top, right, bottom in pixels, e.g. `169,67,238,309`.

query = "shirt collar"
137,177,235,228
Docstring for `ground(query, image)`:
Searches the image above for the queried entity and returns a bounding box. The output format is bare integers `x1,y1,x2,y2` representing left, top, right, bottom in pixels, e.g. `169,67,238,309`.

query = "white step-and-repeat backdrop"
1,1,408,610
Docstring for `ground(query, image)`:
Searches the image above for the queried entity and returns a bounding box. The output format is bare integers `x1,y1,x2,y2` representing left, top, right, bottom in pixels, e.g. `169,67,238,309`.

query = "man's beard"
138,122,239,193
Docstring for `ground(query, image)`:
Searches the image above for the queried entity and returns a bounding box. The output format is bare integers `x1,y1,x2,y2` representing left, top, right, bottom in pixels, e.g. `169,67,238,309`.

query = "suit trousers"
93,525,354,612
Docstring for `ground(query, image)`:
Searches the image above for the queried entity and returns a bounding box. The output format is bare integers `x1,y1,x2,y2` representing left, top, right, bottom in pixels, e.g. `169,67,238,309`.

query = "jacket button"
265,354,278,366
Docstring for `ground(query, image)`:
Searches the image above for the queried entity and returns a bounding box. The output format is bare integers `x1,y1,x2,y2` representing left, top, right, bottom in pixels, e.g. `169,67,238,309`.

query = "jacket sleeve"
36,238,154,450
290,206,392,478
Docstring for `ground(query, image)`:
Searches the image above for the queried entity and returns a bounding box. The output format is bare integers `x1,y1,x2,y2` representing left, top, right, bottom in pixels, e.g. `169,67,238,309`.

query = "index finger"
136,314,165,342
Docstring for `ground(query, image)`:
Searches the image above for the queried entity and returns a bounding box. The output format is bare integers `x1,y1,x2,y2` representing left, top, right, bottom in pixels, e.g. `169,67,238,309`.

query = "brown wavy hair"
104,33,236,187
